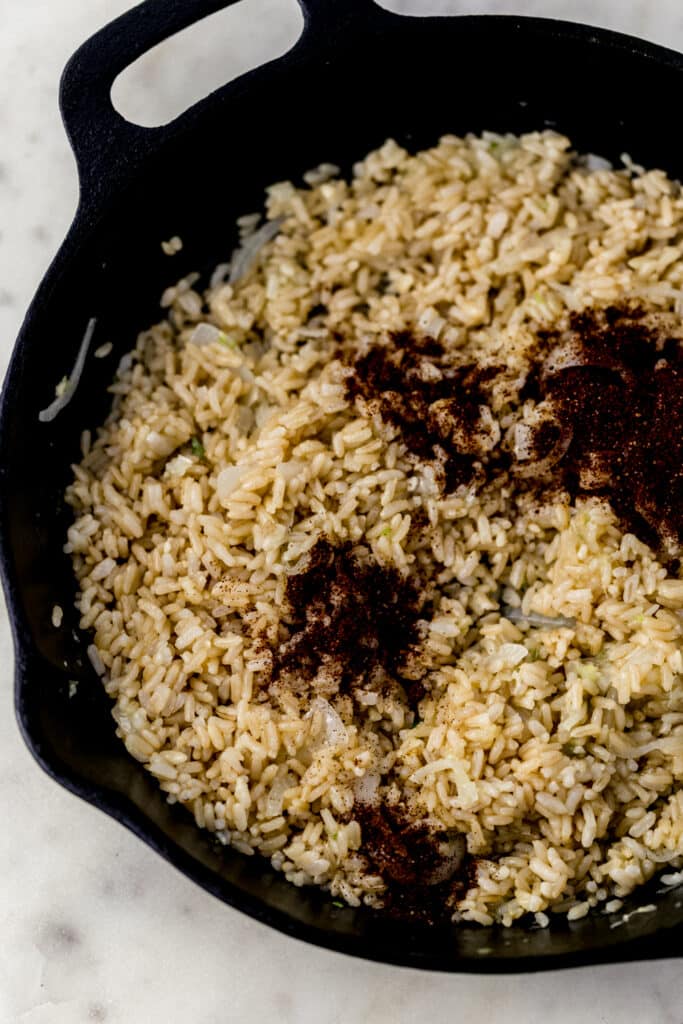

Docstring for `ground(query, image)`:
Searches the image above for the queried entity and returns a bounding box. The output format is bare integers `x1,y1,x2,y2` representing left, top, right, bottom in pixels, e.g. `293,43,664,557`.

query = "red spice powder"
522,306,683,555
344,308,683,557
354,801,469,923
344,334,503,494
270,538,426,705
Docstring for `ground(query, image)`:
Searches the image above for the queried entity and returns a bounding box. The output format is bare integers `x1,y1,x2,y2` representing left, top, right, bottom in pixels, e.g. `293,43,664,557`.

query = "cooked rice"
65,131,683,925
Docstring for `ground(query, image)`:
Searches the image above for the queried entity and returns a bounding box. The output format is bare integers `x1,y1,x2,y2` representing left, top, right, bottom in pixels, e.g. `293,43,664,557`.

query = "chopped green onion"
562,742,583,758
380,527,392,538
218,332,238,349
191,437,206,459
332,900,344,908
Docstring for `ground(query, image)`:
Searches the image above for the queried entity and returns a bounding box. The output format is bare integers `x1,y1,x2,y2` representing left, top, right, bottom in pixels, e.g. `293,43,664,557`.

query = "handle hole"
374,0,469,12
376,0,631,23
111,0,303,128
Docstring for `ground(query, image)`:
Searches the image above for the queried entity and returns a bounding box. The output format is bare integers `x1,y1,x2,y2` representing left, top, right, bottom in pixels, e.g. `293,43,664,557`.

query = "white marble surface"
2,1,683,1021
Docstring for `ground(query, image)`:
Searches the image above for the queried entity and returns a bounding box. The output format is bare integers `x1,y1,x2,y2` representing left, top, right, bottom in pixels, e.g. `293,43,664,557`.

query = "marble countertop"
2,2,683,1021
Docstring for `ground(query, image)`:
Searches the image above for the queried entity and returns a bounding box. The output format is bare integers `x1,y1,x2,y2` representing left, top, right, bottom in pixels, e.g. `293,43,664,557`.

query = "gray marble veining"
2,2,683,1021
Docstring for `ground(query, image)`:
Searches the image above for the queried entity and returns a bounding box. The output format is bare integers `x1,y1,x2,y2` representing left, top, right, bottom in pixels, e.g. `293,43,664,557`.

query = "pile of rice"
65,131,683,926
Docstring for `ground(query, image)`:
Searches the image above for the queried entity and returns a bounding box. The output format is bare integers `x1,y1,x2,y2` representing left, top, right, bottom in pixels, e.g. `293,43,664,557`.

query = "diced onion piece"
514,423,572,478
487,210,509,239
584,153,613,172
353,771,380,805
190,322,222,347
430,616,460,638
165,454,194,479
660,871,683,888
264,772,294,817
512,422,535,461
497,642,529,667
417,306,446,338
229,217,285,284
216,465,247,500
632,735,683,757
39,318,97,422
87,643,105,677
504,607,576,629
543,340,632,384
277,460,304,482
305,697,348,747
236,405,254,433
542,342,585,376
427,833,467,885
476,405,501,452
210,262,231,288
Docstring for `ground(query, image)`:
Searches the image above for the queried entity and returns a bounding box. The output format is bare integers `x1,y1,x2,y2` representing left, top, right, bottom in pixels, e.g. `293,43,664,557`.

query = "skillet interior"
2,0,683,970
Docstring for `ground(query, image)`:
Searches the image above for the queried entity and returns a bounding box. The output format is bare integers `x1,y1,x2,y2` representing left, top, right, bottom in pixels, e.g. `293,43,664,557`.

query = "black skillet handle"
60,0,385,210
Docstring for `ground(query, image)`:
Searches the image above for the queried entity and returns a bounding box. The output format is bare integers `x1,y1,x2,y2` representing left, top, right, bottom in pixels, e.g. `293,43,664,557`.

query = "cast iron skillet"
2,0,683,972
